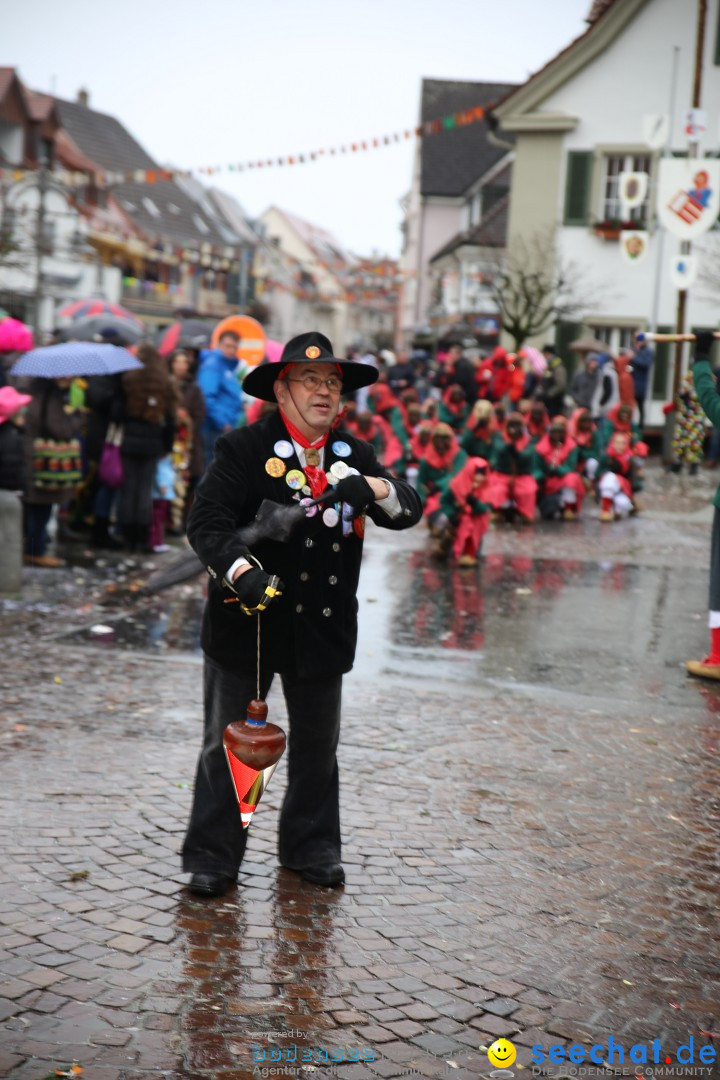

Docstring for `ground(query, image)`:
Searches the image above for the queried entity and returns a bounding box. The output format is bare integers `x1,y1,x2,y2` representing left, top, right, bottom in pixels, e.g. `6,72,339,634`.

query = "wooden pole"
642,331,719,343
671,0,708,400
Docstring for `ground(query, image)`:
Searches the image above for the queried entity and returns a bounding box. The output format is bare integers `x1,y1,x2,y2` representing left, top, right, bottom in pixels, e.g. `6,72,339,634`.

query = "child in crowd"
149,455,176,553
598,431,636,521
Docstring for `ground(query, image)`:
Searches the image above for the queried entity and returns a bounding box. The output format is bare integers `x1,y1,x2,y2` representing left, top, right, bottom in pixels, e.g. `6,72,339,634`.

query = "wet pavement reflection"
176,873,352,1075
64,544,708,709
2,515,717,1079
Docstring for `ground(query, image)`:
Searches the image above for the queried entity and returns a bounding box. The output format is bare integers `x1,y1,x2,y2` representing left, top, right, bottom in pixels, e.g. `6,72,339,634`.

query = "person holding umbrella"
10,342,144,564
118,344,175,551
182,331,423,897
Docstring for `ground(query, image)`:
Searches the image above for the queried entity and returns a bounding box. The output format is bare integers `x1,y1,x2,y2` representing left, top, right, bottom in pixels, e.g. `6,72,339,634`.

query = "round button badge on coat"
265,457,286,478
329,461,349,481
286,469,306,490
274,440,294,459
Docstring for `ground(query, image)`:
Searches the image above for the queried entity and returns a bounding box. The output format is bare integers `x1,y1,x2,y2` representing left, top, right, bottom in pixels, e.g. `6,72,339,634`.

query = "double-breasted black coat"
187,410,423,677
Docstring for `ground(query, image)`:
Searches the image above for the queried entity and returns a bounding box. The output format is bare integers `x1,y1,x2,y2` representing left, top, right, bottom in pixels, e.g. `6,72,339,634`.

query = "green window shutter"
651,325,672,400
715,6,720,64
563,152,593,226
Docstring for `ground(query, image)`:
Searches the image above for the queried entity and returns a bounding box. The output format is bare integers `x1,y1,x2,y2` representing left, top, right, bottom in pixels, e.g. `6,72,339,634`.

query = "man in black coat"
182,332,423,896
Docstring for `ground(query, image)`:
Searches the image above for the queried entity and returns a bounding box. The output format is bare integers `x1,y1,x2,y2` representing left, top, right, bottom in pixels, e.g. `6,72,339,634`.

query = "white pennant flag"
643,114,670,150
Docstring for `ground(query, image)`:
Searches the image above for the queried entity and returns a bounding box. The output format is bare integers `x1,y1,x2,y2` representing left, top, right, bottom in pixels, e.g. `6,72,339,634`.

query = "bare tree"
695,233,720,300
486,230,592,349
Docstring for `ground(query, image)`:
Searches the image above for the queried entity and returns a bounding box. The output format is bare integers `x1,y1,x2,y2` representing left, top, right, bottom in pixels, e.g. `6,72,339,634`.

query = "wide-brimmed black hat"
242,331,379,402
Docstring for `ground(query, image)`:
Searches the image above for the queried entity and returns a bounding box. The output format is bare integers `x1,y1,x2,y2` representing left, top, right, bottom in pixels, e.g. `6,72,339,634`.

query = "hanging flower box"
592,219,644,241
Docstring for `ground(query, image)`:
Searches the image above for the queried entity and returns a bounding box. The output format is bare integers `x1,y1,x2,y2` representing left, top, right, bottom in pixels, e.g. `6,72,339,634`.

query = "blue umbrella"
10,342,143,378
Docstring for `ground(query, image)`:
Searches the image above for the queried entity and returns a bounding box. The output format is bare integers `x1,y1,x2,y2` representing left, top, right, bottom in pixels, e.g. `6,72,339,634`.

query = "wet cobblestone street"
1,463,718,1079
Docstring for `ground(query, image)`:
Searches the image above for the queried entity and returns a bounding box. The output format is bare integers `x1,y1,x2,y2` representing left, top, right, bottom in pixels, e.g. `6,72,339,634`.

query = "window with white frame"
589,326,640,353
601,154,651,223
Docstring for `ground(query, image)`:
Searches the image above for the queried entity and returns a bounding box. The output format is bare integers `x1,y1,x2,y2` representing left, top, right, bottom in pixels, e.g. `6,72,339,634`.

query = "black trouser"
118,453,156,528
182,657,343,878
636,396,646,430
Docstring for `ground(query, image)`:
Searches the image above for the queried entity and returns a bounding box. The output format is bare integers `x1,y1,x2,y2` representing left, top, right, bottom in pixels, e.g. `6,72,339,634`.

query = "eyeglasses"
286,374,343,393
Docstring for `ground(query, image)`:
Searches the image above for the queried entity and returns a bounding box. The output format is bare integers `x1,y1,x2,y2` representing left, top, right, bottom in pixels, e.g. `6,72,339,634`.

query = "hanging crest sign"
620,231,649,265
669,254,697,291
619,172,648,212
656,159,720,240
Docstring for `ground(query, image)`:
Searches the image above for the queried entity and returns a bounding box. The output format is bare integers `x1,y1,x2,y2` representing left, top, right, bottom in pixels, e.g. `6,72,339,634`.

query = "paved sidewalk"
1,501,718,1079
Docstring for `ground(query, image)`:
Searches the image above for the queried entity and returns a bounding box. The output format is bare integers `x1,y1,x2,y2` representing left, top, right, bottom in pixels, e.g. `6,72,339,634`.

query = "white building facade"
495,0,720,427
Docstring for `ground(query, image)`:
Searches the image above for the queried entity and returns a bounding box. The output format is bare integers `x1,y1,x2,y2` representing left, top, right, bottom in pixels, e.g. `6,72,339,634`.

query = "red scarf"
279,409,329,498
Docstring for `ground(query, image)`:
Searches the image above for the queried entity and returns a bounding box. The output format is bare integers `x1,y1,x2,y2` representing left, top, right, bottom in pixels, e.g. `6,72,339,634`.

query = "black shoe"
300,863,345,887
187,872,235,897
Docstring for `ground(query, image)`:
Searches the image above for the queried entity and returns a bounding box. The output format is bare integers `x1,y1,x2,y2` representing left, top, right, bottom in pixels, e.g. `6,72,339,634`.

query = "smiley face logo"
487,1038,517,1068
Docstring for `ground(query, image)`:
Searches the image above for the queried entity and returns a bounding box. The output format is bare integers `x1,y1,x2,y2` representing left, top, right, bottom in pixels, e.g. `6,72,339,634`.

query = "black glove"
226,567,283,615
333,474,376,513
694,331,715,362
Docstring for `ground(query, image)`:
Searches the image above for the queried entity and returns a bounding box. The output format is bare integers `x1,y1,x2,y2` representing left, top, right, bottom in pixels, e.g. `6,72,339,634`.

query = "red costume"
446,456,491,563
535,421,586,515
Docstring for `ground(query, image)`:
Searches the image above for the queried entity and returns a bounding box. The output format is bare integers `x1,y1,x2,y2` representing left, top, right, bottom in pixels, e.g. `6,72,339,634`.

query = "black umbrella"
158,319,216,355
133,494,336,599
61,316,145,346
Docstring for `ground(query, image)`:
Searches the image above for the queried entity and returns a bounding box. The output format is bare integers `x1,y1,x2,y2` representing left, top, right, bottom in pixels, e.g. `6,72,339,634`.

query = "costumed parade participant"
535,415,585,520
438,384,469,432
347,410,384,458
417,422,467,528
461,399,502,460
597,430,637,521
599,403,648,500
440,456,492,566
367,383,408,473
182,332,423,896
486,412,539,524
685,332,720,679
526,401,550,447
568,408,601,483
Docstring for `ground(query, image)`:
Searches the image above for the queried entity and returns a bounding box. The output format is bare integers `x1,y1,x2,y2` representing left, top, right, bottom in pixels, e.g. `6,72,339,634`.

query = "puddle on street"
63,544,708,706
66,592,204,652
353,547,708,705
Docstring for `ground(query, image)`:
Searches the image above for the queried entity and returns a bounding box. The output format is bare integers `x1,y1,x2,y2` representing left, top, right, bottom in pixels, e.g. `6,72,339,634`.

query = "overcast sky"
7,0,591,257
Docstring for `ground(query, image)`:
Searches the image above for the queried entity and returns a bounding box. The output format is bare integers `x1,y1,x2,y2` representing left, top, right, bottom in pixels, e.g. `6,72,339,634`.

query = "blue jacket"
197,350,243,432
631,344,654,397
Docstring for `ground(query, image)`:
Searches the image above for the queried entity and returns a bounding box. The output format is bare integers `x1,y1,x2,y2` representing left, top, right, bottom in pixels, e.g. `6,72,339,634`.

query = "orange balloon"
211,315,267,366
